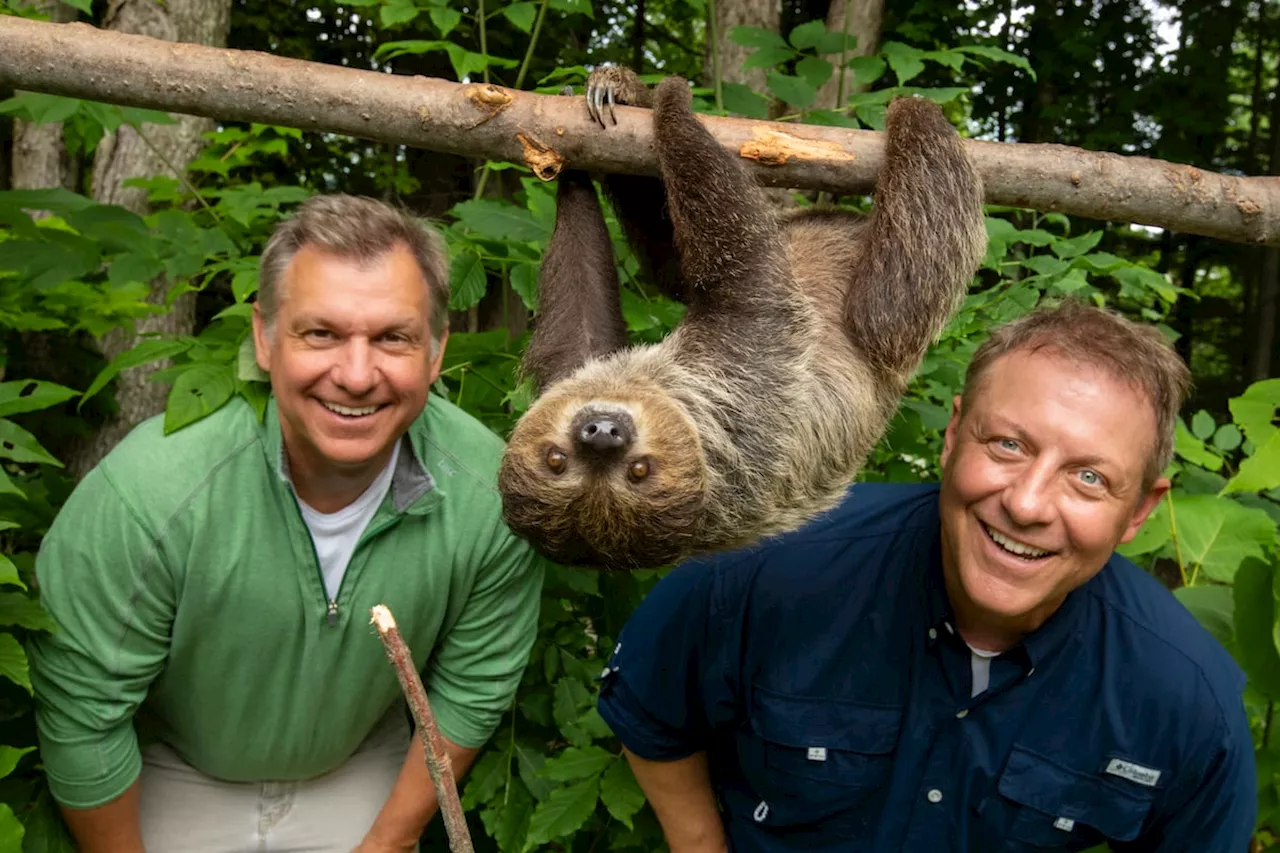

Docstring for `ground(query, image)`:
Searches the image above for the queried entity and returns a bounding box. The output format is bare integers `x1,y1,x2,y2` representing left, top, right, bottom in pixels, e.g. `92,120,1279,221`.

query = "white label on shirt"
1054,817,1076,832
1105,758,1161,787
753,801,769,822
807,747,827,762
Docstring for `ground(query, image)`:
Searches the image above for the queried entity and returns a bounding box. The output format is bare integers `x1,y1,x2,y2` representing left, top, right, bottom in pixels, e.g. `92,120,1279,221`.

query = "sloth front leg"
649,77,787,313
520,170,628,394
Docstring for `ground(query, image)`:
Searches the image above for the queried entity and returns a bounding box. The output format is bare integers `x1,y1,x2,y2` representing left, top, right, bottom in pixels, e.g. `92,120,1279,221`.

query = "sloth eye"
546,450,567,474
628,459,650,482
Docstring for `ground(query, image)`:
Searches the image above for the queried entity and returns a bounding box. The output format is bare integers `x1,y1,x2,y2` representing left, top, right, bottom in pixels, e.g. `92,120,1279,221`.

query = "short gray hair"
258,194,451,349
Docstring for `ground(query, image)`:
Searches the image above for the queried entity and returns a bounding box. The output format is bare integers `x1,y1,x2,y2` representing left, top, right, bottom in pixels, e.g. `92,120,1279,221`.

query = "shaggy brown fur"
498,66,987,570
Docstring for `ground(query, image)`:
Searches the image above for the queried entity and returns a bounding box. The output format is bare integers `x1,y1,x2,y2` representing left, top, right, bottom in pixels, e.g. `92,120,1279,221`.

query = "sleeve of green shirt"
424,523,547,750
27,465,176,809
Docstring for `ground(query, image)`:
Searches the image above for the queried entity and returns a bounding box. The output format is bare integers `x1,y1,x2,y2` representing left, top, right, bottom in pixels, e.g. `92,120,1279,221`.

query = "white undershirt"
967,643,1002,697
295,441,400,601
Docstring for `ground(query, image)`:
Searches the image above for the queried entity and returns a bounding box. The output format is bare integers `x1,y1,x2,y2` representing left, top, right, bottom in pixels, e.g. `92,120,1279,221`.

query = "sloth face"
498,382,708,570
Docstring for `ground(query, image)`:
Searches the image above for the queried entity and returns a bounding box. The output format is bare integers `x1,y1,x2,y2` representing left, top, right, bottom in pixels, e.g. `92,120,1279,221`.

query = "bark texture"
705,0,780,95
11,1,79,197
63,0,231,478
812,0,885,111
2,15,1280,247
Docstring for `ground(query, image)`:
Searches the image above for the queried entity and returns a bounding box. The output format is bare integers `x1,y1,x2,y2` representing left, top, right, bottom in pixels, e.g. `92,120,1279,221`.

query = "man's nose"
333,339,378,394
1001,463,1056,527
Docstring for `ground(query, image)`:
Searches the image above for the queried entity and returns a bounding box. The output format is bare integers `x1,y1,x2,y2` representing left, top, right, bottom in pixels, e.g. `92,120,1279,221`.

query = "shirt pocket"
728,687,901,837
978,746,1155,851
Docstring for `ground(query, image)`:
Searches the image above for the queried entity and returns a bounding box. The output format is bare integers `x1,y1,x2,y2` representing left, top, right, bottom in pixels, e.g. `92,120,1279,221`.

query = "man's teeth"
985,524,1051,558
323,401,380,417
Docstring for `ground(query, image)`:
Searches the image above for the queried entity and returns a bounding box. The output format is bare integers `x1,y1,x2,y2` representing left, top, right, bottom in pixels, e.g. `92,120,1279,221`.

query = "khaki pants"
137,710,410,852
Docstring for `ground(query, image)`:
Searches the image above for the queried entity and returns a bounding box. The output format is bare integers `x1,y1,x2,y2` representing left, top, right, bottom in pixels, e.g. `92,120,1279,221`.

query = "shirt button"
928,628,938,640
927,789,943,804
955,709,968,719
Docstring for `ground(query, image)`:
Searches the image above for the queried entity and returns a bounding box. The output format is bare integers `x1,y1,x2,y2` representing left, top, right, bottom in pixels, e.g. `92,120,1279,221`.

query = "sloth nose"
577,417,632,453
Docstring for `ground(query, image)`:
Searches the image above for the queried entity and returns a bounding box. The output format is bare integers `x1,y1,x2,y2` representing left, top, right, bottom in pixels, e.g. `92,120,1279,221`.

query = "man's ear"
940,395,963,470
1120,477,1170,544
252,303,272,374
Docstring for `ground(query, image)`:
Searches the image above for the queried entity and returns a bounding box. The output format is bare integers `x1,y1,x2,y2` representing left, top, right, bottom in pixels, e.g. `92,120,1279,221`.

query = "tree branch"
2,16,1280,245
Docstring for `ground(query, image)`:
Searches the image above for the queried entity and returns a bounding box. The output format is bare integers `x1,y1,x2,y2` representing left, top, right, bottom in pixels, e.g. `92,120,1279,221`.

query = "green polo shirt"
28,393,546,809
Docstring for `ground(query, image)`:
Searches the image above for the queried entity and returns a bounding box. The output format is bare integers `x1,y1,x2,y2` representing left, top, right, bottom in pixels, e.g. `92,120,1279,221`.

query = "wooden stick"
370,604,475,853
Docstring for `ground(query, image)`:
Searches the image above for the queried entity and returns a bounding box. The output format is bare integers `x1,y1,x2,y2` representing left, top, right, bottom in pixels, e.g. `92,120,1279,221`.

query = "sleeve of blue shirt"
596,552,753,762
1122,697,1256,853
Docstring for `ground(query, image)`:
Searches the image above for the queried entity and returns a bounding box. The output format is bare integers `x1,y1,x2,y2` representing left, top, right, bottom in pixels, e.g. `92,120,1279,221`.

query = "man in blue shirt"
596,301,1256,852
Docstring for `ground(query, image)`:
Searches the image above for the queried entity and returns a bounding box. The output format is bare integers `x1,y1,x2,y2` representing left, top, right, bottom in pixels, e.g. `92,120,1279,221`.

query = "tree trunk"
1249,37,1280,383
705,0,780,95
64,0,231,479
812,0,885,111
10,1,79,198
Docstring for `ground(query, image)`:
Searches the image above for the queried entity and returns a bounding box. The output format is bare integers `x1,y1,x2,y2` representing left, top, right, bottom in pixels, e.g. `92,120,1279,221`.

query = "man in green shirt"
27,194,547,852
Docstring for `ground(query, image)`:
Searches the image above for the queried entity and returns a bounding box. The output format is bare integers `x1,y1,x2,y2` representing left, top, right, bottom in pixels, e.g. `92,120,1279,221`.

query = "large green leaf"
1174,420,1222,471
0,593,57,632
1229,379,1280,447
729,25,789,49
462,750,507,809
1224,430,1280,494
766,72,816,109
0,745,34,780
0,380,79,418
0,420,62,467
1170,494,1275,583
449,250,488,311
0,633,30,693
514,739,555,801
163,363,236,434
600,759,646,829
0,555,25,592
1234,559,1280,700
17,788,77,853
502,2,537,32
1173,584,1234,651
82,338,194,403
452,200,550,243
540,746,614,781
526,775,601,846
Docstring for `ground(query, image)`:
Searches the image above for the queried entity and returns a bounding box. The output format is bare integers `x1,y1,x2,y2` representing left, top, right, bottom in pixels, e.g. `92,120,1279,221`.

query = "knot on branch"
519,133,566,181
463,83,513,126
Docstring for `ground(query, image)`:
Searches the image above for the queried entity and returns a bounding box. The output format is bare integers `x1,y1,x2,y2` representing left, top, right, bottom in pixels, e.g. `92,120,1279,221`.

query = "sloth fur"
497,67,987,571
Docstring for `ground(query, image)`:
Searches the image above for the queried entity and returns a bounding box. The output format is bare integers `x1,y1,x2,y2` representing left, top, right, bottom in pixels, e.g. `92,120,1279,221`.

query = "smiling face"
252,241,444,501
938,348,1169,650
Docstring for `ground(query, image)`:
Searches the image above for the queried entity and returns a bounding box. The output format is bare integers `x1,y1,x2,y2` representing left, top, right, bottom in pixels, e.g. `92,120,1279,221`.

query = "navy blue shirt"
596,483,1255,853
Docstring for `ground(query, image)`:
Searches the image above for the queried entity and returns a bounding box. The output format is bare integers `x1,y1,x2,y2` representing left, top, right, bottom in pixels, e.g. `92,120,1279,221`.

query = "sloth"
497,66,987,571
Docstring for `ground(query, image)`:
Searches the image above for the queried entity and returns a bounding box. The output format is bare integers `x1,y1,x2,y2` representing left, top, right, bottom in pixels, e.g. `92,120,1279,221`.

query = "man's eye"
1078,469,1102,486
998,438,1020,452
305,329,333,340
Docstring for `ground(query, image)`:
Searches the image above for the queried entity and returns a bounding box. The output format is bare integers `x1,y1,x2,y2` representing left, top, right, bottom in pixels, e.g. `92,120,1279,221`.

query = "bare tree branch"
2,16,1280,245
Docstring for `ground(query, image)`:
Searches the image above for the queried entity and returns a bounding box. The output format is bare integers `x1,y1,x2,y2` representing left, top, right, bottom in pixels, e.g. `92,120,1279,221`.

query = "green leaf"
954,44,1036,79
1224,431,1280,494
881,41,926,84
1175,420,1222,471
526,775,602,845
1117,496,1170,558
429,6,463,35
0,634,30,693
510,263,538,311
540,746,615,781
452,199,550,242
380,0,420,27
20,788,79,853
0,420,61,467
449,249,488,311
547,0,593,16
0,555,25,592
462,750,508,808
742,46,799,70
1051,230,1103,259
502,1,538,32
515,740,555,801
479,778,533,852
1192,410,1216,440
788,20,829,50
1172,494,1276,583
729,25,789,50
1214,424,1243,453
795,56,834,89
0,380,78,418
163,363,237,434
1111,265,1177,303
1230,379,1280,448
721,83,771,119
766,71,816,109
1020,255,1071,277
0,189,94,216
0,593,57,632
847,56,886,87
815,32,859,55
0,745,34,780
1173,584,1234,651
600,759,645,829
1234,559,1280,700
82,338,194,403
0,803,22,853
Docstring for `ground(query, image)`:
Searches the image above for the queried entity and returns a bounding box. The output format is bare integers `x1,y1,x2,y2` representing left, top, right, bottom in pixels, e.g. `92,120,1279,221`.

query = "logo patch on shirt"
807,747,827,762
1104,758,1161,787
1054,817,1076,832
